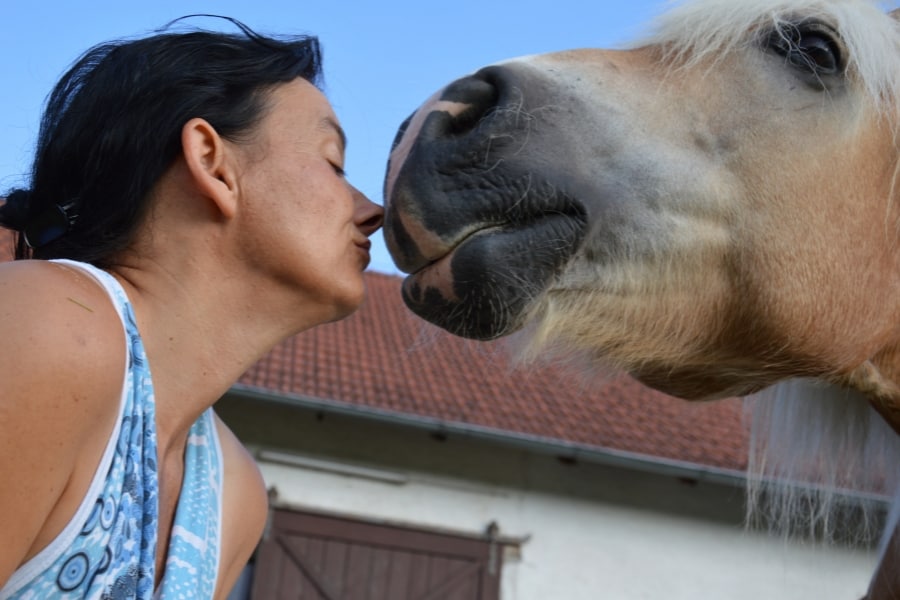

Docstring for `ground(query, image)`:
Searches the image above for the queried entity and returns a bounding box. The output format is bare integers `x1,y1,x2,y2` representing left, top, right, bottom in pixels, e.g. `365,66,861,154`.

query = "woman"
0,21,383,599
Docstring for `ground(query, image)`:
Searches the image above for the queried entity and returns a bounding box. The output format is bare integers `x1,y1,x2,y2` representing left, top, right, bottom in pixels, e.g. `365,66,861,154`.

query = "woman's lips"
355,239,372,268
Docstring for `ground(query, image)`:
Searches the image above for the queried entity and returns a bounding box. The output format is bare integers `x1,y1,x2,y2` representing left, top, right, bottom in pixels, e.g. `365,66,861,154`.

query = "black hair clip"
23,200,79,249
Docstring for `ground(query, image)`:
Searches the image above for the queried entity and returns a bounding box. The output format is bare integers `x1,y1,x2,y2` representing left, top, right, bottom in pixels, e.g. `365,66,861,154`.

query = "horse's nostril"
412,72,500,139
428,72,502,138
441,73,499,108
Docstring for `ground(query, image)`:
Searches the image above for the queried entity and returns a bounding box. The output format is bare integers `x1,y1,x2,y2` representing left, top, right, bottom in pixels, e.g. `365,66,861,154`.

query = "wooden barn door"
251,509,502,600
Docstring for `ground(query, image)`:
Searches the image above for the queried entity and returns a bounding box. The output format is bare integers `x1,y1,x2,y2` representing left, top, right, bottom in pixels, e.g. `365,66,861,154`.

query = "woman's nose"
352,186,384,236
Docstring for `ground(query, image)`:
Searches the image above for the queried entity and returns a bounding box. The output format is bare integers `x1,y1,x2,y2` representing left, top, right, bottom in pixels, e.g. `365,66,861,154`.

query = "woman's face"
235,79,383,323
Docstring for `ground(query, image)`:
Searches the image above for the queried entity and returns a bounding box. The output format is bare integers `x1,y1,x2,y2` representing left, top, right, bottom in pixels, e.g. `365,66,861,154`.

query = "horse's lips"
412,224,497,270
406,208,582,278
403,253,456,302
403,226,502,302
402,212,586,307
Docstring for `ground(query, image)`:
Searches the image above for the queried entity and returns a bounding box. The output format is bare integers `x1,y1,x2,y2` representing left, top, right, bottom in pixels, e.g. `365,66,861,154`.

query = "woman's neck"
107,250,322,455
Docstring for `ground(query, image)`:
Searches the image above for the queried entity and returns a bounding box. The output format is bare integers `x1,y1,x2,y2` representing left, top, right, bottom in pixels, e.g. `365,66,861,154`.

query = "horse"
381,0,900,596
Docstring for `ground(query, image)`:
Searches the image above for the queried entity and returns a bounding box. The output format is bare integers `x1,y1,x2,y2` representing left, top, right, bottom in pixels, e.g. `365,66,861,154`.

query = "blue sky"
2,1,668,274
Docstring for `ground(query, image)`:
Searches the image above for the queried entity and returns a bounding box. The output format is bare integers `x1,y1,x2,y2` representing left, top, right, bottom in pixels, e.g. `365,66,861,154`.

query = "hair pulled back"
0,19,322,265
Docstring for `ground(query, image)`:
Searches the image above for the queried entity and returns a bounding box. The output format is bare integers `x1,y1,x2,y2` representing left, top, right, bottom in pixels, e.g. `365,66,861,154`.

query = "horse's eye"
769,22,844,79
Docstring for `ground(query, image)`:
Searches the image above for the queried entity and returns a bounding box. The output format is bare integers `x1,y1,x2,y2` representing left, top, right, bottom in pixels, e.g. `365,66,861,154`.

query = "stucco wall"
218,394,879,600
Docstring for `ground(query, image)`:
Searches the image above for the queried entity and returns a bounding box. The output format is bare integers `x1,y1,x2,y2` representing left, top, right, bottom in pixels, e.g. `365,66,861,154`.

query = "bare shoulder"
0,261,126,405
0,260,127,585
212,412,268,600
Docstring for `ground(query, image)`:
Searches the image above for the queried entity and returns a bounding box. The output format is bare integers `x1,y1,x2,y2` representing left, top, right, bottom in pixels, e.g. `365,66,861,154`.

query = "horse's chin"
632,363,778,402
399,213,586,340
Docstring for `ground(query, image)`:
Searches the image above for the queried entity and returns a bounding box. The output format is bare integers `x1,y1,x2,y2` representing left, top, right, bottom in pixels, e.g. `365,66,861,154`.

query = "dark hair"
0,18,322,264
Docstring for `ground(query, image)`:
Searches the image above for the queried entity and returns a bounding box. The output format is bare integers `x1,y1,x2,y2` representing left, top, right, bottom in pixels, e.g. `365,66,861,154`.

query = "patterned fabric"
0,260,222,600
152,411,222,600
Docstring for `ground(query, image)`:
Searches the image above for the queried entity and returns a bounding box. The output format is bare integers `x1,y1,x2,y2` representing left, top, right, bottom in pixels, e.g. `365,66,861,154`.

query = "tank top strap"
50,259,131,330
153,407,223,598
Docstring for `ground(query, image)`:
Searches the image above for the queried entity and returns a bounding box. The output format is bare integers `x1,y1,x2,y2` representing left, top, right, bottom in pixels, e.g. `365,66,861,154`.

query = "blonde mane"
746,381,899,546
638,0,900,115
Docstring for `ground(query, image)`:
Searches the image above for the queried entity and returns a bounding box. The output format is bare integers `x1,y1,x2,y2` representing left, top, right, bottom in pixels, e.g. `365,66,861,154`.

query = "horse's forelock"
638,0,900,117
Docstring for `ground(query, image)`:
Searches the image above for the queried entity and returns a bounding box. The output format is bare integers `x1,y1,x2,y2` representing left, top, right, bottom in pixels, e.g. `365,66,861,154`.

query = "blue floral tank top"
0,260,223,599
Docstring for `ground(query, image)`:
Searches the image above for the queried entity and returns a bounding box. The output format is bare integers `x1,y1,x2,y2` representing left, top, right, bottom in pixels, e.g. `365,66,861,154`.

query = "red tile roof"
239,271,750,473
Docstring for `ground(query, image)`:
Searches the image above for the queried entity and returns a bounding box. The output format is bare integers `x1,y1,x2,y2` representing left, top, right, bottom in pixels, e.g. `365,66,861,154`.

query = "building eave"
227,382,751,489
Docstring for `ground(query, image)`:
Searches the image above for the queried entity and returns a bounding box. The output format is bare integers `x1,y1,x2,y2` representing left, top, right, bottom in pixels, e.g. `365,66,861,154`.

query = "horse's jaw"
844,354,900,435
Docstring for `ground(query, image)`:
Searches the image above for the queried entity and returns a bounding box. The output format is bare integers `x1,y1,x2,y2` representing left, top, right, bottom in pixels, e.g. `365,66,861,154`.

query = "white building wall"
218,394,879,600
256,458,875,600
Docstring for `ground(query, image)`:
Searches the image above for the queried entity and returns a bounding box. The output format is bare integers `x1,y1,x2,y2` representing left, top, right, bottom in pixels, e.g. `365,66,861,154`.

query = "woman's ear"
181,118,239,220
